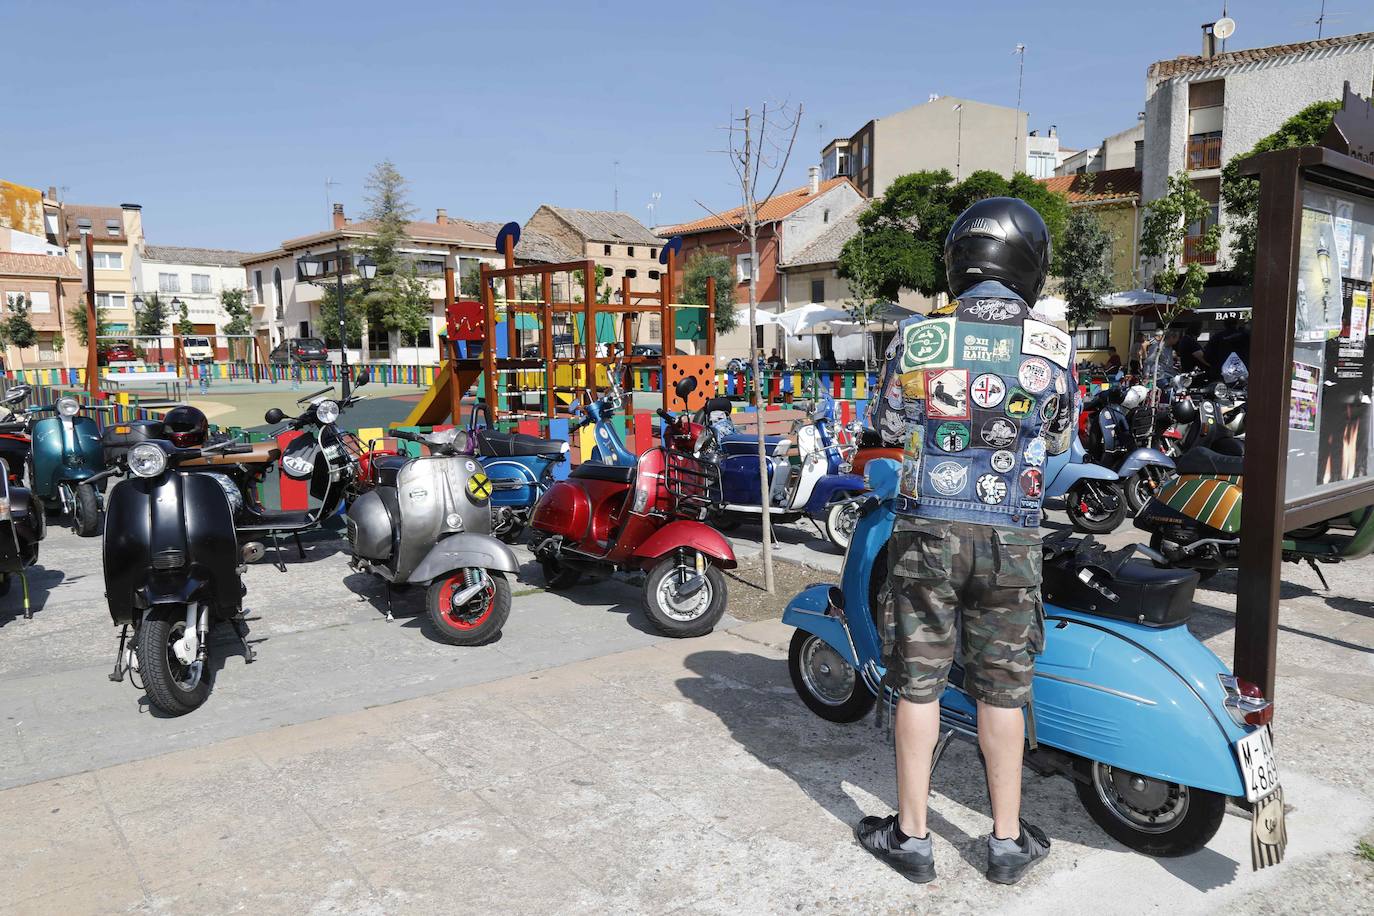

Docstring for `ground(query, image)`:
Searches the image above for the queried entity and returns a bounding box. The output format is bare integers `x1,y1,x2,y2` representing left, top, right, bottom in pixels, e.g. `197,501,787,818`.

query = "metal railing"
1187,135,1222,171
1184,235,1218,265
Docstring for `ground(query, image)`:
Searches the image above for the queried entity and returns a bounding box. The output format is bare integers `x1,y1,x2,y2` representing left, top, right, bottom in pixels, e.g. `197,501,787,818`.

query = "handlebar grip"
393,429,421,442
656,408,672,422
222,443,253,454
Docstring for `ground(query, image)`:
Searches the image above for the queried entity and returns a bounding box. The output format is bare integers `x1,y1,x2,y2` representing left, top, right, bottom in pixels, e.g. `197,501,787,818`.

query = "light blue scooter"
782,450,1282,858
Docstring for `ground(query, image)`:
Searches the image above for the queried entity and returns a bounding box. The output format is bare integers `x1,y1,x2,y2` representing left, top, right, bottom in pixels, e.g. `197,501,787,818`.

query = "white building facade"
139,246,250,347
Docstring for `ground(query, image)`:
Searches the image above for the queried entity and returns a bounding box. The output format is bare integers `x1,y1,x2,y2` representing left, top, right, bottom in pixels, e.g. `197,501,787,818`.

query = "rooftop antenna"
1012,43,1026,175
613,160,620,211
1317,0,1326,37
647,191,661,226
1214,13,1236,52
324,177,341,224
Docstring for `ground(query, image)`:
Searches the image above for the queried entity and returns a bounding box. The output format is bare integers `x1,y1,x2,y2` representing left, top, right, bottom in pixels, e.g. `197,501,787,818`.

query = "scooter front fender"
633,520,737,569
1117,447,1175,478
802,473,867,516
1035,607,1246,797
408,533,519,585
782,585,862,670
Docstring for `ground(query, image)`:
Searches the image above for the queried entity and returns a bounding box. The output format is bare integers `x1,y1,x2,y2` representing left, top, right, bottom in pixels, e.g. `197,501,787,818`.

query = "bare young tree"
695,101,803,594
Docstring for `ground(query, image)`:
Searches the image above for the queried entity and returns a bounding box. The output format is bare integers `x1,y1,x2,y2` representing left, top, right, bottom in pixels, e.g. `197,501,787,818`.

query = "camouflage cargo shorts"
882,516,1044,709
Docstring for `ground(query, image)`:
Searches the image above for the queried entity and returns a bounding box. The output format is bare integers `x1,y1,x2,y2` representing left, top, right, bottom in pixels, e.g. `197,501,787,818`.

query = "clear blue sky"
8,0,1373,252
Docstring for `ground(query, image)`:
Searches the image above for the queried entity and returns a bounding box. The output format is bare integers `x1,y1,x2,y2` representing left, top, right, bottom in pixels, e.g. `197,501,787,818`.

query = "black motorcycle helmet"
1170,396,1197,424
944,197,1052,304
163,405,209,448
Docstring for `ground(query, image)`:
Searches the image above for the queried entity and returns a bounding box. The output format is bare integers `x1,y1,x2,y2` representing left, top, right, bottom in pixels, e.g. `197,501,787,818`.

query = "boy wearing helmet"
860,198,1071,885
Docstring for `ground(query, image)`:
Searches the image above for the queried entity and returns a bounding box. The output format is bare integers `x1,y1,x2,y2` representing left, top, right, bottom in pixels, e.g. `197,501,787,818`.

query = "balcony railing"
1184,235,1217,265
1187,135,1222,170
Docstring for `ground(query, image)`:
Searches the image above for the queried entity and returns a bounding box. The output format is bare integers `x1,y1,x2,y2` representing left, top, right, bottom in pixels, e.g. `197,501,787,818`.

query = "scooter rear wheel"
787,630,875,723
1074,758,1225,857
426,570,510,646
1065,481,1126,534
137,608,212,717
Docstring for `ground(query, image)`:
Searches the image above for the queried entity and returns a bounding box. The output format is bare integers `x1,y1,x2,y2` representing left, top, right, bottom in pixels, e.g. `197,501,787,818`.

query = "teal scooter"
27,395,112,537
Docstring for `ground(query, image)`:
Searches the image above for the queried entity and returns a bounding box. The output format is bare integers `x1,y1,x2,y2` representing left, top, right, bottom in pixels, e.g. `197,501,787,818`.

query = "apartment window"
93,251,123,269
254,270,263,302
823,209,831,224
736,254,753,283
810,278,825,303
158,272,181,293
191,274,212,294
108,322,129,333
1188,79,1225,109
625,268,638,279
649,248,657,259
76,217,92,233
862,138,870,168
1185,178,1221,266
648,269,660,280
96,292,127,310
1134,140,1145,172
299,321,310,337
836,149,849,176
627,247,635,258
28,291,50,313
273,268,283,308
105,219,120,237
603,267,614,277
413,258,445,277
603,244,612,256
1187,131,1223,171
38,333,60,363
1072,325,1111,351
416,327,433,348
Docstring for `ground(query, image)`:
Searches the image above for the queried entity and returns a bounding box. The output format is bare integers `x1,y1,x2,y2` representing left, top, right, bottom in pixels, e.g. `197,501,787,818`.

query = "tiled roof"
540,207,663,245
143,244,253,267
465,221,573,263
279,216,496,251
661,178,856,236
64,204,125,242
0,251,82,279
784,204,867,267
1038,167,1141,203
1148,30,1374,80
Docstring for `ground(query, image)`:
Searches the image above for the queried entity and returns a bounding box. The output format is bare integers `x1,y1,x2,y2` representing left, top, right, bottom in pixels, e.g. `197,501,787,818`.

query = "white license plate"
1236,728,1280,803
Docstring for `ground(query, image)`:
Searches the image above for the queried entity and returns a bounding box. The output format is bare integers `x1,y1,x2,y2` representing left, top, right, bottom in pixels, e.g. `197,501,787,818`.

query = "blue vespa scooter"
464,400,570,543
27,395,113,537
782,453,1282,858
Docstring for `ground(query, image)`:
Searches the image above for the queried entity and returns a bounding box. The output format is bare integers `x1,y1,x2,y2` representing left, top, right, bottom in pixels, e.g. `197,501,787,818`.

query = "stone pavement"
2,523,1373,913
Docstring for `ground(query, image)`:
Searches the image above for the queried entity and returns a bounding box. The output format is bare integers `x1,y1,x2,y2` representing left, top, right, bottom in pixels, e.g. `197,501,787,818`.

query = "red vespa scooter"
531,376,736,637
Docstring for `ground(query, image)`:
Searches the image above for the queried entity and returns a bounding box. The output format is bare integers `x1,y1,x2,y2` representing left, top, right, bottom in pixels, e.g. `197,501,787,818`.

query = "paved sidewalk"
3,615,1372,914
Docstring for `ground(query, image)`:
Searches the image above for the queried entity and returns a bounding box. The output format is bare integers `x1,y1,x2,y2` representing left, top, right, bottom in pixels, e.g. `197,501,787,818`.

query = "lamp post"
169,297,182,367
953,103,964,181
297,243,375,401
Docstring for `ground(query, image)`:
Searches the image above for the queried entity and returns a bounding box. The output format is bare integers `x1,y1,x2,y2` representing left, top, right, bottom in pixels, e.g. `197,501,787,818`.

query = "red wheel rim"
438,574,494,630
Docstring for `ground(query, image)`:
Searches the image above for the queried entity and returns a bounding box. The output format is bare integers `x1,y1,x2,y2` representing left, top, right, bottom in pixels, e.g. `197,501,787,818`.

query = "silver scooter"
346,427,518,645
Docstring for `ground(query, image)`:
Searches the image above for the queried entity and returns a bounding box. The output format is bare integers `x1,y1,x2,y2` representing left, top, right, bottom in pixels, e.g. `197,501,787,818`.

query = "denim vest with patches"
866,281,1075,529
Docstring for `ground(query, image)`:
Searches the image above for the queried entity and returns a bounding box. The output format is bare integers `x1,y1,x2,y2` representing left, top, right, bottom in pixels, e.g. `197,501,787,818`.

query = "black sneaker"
986,819,1051,885
854,815,936,883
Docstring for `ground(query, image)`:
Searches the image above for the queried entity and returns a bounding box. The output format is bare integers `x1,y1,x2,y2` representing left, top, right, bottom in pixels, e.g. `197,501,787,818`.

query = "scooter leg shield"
782,585,860,669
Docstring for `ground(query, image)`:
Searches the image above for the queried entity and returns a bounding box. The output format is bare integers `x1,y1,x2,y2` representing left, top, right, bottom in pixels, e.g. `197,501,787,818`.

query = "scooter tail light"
631,473,652,514
1218,674,1273,727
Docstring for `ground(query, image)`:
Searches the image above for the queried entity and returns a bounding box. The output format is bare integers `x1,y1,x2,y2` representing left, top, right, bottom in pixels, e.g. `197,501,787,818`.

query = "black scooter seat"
1174,446,1245,476
569,461,635,484
479,431,567,459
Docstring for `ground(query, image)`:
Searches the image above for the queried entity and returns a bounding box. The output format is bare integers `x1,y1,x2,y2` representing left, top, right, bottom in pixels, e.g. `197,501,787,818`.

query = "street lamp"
166,296,182,365
297,242,365,399
953,103,964,181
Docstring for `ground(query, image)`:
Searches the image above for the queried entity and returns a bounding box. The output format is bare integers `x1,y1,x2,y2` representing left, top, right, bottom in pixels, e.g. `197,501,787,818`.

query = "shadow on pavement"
0,564,66,626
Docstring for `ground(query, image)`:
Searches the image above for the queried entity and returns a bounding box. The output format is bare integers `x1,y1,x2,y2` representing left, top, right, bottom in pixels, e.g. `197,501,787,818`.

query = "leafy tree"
838,169,1069,302
222,288,251,336
681,252,738,333
571,265,611,304
1221,99,1340,287
135,292,170,339
67,300,110,347
386,268,433,378
3,296,37,364
1140,171,1220,385
841,232,887,378
1059,207,1115,330
176,298,195,337
318,279,365,347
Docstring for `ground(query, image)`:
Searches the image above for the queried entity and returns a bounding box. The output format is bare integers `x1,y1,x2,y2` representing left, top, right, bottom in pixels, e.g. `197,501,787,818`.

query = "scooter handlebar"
392,429,423,443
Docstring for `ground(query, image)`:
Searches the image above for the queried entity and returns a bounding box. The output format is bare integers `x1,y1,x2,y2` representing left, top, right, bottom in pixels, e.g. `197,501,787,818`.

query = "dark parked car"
630,344,662,358
520,334,574,359
270,337,328,365
99,340,139,365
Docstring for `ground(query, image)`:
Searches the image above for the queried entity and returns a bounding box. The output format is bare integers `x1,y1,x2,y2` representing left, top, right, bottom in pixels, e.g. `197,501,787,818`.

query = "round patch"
990,450,1015,473
1017,357,1053,394
975,473,1008,505
970,373,1006,408
981,417,1017,449
1023,438,1047,468
1005,389,1035,420
929,460,969,496
1019,468,1043,499
1040,395,1060,422
467,472,493,501
934,422,969,452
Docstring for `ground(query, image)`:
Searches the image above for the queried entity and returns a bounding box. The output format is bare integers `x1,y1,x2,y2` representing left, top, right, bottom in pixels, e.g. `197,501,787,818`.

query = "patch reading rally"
900,318,955,371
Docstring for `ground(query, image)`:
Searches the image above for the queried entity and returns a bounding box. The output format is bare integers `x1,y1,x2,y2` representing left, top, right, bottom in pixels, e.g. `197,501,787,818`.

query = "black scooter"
0,449,45,619
95,435,256,716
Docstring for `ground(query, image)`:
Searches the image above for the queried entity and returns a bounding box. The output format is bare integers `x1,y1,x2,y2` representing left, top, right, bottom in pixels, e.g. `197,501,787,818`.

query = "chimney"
332,203,346,229
1201,22,1218,60
808,165,820,195
120,202,141,211
46,186,57,200
436,208,448,225
1049,125,1057,138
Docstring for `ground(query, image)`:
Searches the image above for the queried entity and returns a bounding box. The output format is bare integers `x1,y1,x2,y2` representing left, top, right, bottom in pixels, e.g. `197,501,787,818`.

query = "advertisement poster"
1290,361,1320,431
1296,207,1345,343
1354,234,1369,281
1317,278,1374,484
1334,199,1355,275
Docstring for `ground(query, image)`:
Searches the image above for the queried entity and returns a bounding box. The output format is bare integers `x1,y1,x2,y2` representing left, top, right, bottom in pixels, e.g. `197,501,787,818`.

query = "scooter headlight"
57,397,80,417
128,443,167,478
314,399,340,425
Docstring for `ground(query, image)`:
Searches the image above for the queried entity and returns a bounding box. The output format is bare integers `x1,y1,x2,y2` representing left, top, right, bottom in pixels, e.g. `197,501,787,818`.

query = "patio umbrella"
1101,289,1177,310
1032,296,1068,322
772,303,854,336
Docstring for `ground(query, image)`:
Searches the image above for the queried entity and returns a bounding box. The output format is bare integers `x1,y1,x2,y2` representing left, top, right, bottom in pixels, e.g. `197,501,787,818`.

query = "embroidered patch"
1005,389,1035,420
933,421,970,453
975,473,1008,505
900,318,955,371
970,372,1007,409
1019,468,1044,499
960,329,1018,366
990,450,1015,473
1040,395,1060,422
925,368,969,419
1017,357,1053,394
900,457,922,498
1023,438,1046,467
980,417,1018,449
1022,318,1072,368
928,460,970,497
961,298,1024,323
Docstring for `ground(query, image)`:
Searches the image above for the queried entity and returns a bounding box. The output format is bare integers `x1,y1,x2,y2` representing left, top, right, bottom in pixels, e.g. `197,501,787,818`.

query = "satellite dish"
1214,17,1236,40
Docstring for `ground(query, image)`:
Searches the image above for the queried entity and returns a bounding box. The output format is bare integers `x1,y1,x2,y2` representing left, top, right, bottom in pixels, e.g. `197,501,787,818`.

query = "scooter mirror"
675,376,698,398
264,408,286,424
355,369,370,387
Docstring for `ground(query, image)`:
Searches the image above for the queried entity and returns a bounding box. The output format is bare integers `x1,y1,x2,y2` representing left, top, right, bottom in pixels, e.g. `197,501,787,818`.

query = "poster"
1317,278,1374,484
1296,207,1345,343
1334,199,1355,276
1289,361,1320,431
1354,234,1369,281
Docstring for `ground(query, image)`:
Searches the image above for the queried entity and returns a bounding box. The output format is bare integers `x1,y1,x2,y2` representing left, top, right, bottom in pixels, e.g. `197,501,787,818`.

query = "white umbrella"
1032,296,1068,322
752,309,781,326
1101,289,1176,310
772,303,854,336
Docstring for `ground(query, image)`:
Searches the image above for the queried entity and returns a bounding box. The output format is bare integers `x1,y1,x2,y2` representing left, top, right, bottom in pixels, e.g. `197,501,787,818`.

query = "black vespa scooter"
0,449,45,619
95,434,256,716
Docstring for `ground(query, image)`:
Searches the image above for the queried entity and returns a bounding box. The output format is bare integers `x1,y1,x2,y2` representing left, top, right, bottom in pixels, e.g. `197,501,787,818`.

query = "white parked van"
182,336,214,361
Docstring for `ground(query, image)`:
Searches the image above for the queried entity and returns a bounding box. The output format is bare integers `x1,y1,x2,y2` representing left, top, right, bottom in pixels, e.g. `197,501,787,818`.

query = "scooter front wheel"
137,608,212,717
642,556,726,638
1124,467,1167,516
1074,758,1225,857
74,483,101,537
1065,481,1126,534
426,570,510,646
787,630,875,723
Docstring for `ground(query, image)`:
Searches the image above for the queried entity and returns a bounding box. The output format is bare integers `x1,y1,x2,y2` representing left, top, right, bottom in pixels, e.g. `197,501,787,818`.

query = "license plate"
1236,728,1280,803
